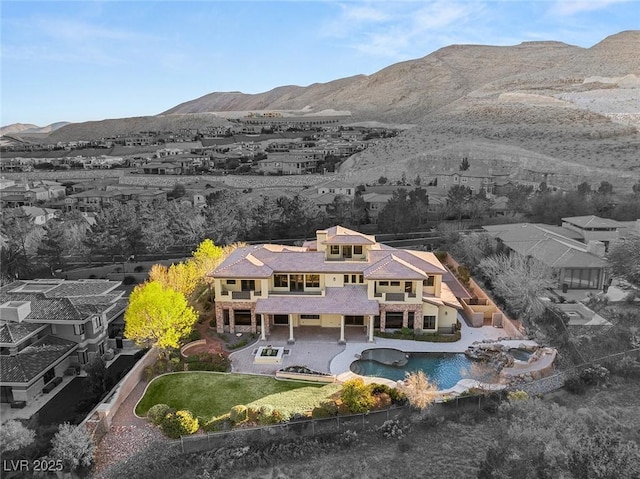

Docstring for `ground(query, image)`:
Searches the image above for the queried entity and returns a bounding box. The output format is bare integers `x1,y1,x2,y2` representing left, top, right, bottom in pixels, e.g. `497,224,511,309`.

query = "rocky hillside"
24,30,640,188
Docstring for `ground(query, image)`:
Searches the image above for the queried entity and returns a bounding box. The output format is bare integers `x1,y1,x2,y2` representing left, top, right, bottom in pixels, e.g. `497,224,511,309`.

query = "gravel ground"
91,382,168,479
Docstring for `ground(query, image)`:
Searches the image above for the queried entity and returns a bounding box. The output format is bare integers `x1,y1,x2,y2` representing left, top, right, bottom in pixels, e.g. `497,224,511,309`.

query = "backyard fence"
179,406,409,454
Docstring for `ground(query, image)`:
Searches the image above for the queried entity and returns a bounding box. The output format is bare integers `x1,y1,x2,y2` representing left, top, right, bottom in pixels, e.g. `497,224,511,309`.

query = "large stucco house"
210,226,462,344
0,279,128,406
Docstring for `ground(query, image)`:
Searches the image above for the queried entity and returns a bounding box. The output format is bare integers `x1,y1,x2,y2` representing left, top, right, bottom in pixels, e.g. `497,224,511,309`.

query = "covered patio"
256,286,380,344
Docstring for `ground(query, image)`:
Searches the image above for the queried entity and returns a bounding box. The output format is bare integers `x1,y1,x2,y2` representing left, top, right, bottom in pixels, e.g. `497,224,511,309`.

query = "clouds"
323,1,487,59
549,0,633,16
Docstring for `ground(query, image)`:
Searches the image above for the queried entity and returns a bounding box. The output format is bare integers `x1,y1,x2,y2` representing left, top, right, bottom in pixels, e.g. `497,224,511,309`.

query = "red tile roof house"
210,226,463,344
0,279,127,406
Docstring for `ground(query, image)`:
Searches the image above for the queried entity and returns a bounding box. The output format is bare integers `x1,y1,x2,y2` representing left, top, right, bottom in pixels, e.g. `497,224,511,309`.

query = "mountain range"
4,30,640,188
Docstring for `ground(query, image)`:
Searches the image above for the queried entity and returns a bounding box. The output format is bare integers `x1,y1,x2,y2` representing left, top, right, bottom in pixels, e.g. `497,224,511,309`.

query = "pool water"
350,349,497,389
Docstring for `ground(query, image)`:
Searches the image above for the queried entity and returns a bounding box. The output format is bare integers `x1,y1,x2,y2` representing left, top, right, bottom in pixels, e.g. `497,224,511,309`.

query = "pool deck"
229,313,517,382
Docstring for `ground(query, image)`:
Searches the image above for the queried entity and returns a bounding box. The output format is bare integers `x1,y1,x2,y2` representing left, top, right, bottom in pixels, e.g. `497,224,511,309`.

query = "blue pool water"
350,349,497,389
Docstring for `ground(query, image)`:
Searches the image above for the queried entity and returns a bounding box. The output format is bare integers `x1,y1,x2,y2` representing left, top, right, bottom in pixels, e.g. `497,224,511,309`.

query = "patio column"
368,315,374,342
288,315,295,344
339,316,346,344
260,314,266,341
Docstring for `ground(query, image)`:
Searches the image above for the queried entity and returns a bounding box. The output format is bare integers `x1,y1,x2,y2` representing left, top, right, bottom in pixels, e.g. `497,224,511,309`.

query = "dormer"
0,301,31,323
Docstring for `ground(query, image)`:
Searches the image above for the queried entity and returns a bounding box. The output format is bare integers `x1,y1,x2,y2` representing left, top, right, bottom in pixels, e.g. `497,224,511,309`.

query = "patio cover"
255,286,379,316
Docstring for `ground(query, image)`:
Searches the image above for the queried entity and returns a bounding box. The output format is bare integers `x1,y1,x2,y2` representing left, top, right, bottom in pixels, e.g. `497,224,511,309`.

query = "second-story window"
343,246,352,258
274,274,288,287
330,245,340,255
354,245,363,255
305,275,320,288
74,324,85,336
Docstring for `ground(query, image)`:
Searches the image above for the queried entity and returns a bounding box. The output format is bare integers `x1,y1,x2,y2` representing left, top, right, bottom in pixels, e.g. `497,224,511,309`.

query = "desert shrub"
134,265,144,273
147,404,173,425
400,327,413,336
160,410,199,438
311,406,331,419
340,378,375,413
89,274,97,279
188,329,201,342
203,414,233,432
230,405,248,424
564,375,586,395
122,275,137,285
379,419,404,440
579,365,610,386
50,423,95,471
370,383,392,395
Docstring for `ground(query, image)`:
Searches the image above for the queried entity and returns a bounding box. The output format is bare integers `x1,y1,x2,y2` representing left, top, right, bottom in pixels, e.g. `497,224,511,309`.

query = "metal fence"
179,406,409,454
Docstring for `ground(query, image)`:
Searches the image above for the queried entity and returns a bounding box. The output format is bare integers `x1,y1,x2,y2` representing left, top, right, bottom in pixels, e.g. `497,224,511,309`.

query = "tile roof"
212,231,447,281
256,286,379,315
0,280,125,324
482,223,606,268
323,226,376,245
0,335,78,384
562,215,621,229
0,321,46,346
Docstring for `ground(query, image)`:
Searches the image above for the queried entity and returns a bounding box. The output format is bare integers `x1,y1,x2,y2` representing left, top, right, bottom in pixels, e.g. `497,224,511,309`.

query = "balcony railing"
231,291,252,300
269,290,324,296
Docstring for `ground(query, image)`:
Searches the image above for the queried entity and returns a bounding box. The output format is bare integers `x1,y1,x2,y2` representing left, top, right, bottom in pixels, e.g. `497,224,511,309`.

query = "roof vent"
0,301,31,322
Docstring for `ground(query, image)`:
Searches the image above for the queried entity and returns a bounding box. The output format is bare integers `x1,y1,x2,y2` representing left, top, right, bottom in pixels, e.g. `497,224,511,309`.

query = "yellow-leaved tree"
124,281,198,357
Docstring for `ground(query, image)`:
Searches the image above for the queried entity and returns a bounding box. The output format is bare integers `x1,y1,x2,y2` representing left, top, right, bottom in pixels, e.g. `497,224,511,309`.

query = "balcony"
376,292,418,302
269,290,324,296
219,290,261,301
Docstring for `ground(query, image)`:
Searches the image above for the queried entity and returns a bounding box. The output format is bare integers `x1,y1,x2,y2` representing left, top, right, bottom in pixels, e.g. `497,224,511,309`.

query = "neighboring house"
68,190,122,211
361,192,392,222
0,279,128,406
483,223,610,291
257,153,320,175
139,161,183,175
18,206,58,225
317,180,355,197
561,215,621,249
436,169,507,194
210,226,463,343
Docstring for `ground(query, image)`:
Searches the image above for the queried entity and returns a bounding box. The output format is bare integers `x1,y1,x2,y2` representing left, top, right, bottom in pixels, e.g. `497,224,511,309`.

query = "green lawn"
135,372,337,419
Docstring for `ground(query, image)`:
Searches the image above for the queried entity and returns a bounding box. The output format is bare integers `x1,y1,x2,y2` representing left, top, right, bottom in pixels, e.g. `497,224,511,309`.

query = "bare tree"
479,253,555,321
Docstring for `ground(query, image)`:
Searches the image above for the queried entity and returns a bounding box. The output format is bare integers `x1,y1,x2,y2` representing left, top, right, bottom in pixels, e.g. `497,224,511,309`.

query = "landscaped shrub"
434,250,448,262
184,352,230,372
147,404,173,425
457,265,471,286
188,329,201,342
311,400,338,419
122,275,137,285
160,410,199,438
257,404,275,425
133,265,144,273
340,378,375,413
229,405,248,424
203,414,233,432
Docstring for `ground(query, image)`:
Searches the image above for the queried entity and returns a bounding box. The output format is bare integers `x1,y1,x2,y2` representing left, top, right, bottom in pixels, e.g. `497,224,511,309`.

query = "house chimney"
586,240,606,258
0,301,31,322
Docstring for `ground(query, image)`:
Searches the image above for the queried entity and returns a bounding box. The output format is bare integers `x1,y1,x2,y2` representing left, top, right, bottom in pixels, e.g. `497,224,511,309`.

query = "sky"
1,0,638,127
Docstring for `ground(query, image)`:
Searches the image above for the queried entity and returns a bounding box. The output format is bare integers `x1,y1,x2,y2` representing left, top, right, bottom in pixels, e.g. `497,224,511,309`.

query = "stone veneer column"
402,309,409,329
215,303,224,334
250,307,257,335
229,309,235,334
380,309,386,332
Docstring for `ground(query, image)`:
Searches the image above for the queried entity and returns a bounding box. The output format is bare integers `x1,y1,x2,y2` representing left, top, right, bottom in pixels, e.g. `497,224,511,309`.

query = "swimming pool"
350,348,497,389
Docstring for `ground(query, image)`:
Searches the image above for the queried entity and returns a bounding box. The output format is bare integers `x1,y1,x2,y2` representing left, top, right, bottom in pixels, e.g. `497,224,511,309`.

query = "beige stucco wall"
321,314,342,328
